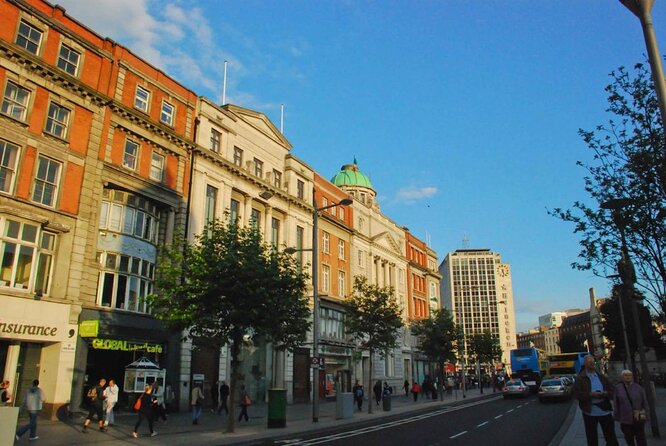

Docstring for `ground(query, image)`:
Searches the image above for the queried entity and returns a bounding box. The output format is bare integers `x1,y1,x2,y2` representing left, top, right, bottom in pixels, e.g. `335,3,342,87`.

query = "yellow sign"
91,338,163,353
79,320,99,337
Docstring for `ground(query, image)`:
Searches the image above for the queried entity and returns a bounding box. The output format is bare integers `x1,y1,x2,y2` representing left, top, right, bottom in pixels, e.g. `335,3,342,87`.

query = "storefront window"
0,218,55,294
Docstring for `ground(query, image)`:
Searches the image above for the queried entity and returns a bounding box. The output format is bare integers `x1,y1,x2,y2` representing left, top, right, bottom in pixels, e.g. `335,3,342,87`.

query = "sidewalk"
554,385,666,446
13,387,496,445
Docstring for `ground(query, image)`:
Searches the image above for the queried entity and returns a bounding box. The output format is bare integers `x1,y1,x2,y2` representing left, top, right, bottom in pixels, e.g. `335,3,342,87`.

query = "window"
134,86,150,112
98,193,159,244
322,197,328,208
2,81,30,121
123,139,139,170
160,101,174,126
97,251,153,313
271,218,280,247
44,103,70,139
0,139,20,193
16,21,42,54
0,219,55,295
32,156,61,207
384,352,395,377
321,264,330,293
210,129,221,152
205,185,217,224
339,207,345,221
338,270,346,297
338,240,345,260
254,158,263,178
297,179,304,199
150,153,164,182
250,208,260,230
322,232,330,253
295,225,304,267
319,307,345,339
358,250,365,268
57,44,80,76
230,199,239,223
233,147,243,166
273,169,282,188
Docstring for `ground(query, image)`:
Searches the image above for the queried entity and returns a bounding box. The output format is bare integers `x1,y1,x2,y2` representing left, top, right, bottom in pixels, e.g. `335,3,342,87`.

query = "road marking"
275,441,303,444
506,409,514,413
516,405,522,408
450,431,467,439
476,421,489,427
494,414,503,419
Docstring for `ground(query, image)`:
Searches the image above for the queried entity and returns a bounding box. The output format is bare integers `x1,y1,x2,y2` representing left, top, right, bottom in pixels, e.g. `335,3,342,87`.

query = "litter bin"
267,388,286,428
382,394,391,411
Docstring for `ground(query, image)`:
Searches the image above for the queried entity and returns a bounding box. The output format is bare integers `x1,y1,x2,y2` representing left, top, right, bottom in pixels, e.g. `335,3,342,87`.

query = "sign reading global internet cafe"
91,338,164,353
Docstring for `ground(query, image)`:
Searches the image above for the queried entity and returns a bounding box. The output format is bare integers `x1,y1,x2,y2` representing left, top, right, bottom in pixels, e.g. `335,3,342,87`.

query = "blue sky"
57,0,666,331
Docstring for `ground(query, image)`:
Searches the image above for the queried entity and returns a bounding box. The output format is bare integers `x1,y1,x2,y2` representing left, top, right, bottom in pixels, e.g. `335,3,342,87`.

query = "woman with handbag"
613,370,649,446
132,385,157,438
238,384,250,422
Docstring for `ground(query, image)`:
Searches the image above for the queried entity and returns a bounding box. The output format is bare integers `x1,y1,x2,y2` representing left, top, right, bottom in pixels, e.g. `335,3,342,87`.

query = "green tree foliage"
344,276,403,414
467,331,503,394
549,62,666,320
148,220,310,433
411,308,459,400
599,284,666,362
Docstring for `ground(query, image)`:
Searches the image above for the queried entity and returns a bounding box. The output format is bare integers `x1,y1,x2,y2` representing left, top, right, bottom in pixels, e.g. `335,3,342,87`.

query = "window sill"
0,113,29,128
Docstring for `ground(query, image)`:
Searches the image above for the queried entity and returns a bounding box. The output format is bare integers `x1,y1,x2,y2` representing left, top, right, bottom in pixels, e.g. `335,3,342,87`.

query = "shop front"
319,344,352,399
72,308,179,411
0,295,79,419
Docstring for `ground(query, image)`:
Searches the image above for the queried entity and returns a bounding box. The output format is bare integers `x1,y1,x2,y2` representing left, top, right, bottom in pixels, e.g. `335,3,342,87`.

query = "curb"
547,400,577,446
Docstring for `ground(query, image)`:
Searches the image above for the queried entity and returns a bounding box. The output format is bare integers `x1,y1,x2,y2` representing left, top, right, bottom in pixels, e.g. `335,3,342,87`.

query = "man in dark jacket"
572,355,618,446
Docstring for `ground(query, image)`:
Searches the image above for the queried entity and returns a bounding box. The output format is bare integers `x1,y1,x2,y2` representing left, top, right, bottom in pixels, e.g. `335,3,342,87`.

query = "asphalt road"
267,395,572,446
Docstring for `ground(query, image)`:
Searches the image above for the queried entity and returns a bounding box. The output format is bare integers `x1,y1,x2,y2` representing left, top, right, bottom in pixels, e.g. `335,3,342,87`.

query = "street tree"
344,276,403,414
549,62,666,321
148,220,310,433
467,331,503,394
411,308,459,400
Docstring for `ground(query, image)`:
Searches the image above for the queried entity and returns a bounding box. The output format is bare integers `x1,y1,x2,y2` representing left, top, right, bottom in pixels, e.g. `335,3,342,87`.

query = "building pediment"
371,231,403,257
225,104,292,150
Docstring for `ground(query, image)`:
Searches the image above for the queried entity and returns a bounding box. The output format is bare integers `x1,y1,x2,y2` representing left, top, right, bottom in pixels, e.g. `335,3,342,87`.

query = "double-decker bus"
510,347,549,391
547,352,588,377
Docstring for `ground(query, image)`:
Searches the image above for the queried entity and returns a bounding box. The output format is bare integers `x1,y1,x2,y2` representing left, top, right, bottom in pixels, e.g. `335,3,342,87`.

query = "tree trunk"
225,334,242,433
367,349,373,414
439,361,444,401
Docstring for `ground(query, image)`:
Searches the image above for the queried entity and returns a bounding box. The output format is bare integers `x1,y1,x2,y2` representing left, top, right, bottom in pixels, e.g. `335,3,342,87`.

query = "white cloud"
394,186,438,203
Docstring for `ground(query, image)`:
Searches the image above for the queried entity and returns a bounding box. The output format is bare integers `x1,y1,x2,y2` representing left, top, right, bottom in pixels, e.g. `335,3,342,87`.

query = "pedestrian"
431,379,438,399
572,355,619,446
217,380,230,415
82,378,107,433
352,380,364,411
403,379,410,397
411,381,420,402
15,379,45,441
1,379,12,406
238,384,250,422
151,381,168,423
211,380,219,414
373,380,382,406
103,379,119,427
613,369,648,446
132,384,157,438
191,382,204,425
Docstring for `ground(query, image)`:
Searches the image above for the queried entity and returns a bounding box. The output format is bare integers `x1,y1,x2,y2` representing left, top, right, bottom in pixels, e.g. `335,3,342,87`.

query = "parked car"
502,379,531,399
538,378,571,402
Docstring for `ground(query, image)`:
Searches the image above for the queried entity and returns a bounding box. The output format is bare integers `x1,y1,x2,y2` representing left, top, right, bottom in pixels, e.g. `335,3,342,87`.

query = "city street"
263,396,571,446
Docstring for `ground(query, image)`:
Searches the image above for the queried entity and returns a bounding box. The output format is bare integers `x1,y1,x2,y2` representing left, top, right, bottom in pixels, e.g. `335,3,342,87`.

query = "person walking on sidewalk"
403,379,410,397
238,384,250,422
82,378,107,433
15,379,45,441
132,384,157,438
191,383,204,425
373,380,382,407
1,379,12,406
572,355,619,446
353,380,364,411
217,381,230,415
411,381,420,402
613,369,649,446
103,379,118,427
151,381,167,423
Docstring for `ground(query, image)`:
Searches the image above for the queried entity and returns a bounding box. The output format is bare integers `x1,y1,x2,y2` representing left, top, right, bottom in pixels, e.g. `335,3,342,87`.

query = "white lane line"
450,431,468,439
506,409,514,413
476,421,489,427
494,414,503,419
516,405,522,408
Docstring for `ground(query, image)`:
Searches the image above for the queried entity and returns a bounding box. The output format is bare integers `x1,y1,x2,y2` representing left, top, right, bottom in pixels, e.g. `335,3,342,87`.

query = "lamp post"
601,198,660,438
607,274,634,372
286,196,352,422
620,0,666,124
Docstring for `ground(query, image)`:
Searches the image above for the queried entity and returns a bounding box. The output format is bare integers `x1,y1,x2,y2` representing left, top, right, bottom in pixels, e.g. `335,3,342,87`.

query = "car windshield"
506,381,522,386
541,380,562,386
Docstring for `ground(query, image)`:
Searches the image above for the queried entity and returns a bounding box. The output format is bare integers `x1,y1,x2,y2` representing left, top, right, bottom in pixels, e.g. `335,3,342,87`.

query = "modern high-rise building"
439,249,517,369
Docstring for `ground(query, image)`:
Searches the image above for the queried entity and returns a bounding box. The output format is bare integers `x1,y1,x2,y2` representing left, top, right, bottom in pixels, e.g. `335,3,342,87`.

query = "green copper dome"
331,159,373,189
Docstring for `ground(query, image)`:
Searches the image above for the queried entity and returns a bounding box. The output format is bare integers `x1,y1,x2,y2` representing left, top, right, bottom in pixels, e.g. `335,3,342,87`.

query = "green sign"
91,338,164,353
79,320,99,337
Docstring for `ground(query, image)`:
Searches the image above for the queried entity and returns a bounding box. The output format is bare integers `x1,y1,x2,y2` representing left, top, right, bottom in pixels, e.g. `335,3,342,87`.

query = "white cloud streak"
394,186,438,203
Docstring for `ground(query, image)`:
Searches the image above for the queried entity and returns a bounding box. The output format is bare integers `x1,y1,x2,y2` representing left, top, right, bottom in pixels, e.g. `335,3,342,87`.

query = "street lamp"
286,196,352,423
600,198,660,438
